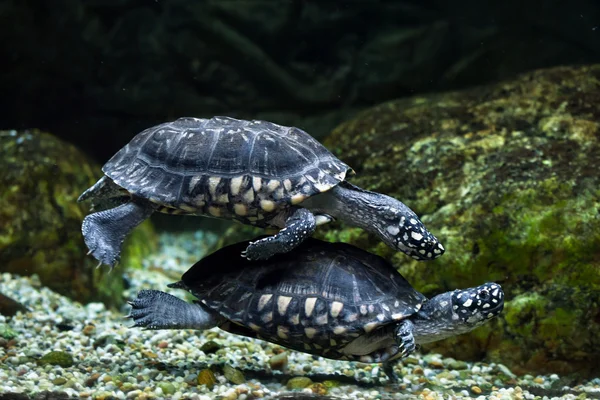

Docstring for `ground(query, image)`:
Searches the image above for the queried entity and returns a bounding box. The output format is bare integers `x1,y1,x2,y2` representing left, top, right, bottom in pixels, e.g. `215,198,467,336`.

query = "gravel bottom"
1,232,599,400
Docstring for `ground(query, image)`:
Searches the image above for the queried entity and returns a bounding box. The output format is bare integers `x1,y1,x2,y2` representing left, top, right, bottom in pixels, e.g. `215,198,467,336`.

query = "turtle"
79,116,445,267
127,237,504,381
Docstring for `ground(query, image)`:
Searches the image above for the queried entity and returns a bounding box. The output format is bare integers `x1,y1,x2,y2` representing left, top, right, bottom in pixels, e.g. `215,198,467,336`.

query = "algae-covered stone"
0,130,157,308
0,323,17,340
197,368,217,388
222,364,245,384
37,351,74,367
286,376,313,389
320,65,600,377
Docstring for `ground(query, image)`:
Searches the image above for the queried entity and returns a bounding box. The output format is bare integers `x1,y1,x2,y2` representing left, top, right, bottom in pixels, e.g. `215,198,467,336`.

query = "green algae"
318,65,600,376
0,130,157,308
37,351,74,368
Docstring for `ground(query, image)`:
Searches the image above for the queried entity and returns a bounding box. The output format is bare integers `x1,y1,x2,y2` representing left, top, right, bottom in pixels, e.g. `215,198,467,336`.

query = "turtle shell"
102,117,350,210
176,237,426,360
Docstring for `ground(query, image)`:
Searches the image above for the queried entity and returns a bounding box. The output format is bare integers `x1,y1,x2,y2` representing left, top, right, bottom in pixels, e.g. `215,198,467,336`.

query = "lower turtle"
78,116,444,267
127,237,504,381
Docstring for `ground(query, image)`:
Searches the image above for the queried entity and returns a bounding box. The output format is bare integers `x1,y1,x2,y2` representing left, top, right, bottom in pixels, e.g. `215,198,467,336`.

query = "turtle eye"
478,289,490,301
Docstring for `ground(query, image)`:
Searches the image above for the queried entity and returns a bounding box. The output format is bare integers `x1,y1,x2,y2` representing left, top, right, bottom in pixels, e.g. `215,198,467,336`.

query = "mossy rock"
0,129,157,308
319,65,600,376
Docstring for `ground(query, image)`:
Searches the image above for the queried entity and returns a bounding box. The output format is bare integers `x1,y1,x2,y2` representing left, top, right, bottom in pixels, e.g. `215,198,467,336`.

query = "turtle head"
411,282,504,344
450,282,504,327
373,201,445,261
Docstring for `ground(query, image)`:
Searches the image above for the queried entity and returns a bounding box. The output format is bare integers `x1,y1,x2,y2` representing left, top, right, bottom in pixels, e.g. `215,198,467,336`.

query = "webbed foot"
127,290,219,330
81,200,155,268
242,208,316,260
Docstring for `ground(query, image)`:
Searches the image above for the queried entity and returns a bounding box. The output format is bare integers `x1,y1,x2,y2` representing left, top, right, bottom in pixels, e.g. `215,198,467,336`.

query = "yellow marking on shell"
283,179,292,191
291,193,307,205
261,312,273,323
304,297,317,317
252,176,262,192
248,323,261,332
208,176,221,198
313,182,331,192
330,301,344,318
267,179,280,192
316,314,328,325
234,204,248,216
277,296,292,315
208,206,221,217
258,294,272,311
289,314,300,325
216,193,229,204
313,343,322,350
260,199,276,212
230,176,244,196
391,312,405,320
333,326,346,335
330,338,337,346
243,189,255,203
363,322,380,333
179,204,196,212
277,326,289,339
304,327,317,339
304,343,312,350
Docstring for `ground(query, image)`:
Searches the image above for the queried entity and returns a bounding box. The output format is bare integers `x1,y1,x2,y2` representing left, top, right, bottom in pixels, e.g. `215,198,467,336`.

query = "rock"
197,368,217,388
286,377,313,390
0,323,17,340
222,364,245,384
157,382,176,396
319,65,600,377
37,351,74,368
200,340,221,354
0,292,29,317
269,352,289,371
0,129,157,308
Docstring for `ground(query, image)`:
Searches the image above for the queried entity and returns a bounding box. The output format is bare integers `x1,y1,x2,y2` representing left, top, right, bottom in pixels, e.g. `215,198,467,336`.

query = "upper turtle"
79,116,444,267
103,116,350,212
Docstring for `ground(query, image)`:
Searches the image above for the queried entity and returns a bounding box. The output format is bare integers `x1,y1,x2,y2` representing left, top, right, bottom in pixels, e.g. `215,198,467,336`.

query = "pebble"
268,352,288,371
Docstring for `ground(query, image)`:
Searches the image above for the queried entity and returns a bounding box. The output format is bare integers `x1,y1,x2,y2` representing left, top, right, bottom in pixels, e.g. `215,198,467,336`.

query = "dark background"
1,0,599,164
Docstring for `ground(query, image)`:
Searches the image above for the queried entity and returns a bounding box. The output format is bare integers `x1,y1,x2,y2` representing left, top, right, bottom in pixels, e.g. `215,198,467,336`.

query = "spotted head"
380,207,445,261
451,283,504,327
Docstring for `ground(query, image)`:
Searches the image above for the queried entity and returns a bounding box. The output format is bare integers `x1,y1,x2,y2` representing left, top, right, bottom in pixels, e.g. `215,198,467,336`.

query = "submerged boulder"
318,65,600,376
0,129,157,308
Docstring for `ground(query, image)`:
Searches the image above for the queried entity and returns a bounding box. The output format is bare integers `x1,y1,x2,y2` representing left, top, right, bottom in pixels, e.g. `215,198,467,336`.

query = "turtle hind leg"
82,199,156,268
127,290,220,330
243,207,316,260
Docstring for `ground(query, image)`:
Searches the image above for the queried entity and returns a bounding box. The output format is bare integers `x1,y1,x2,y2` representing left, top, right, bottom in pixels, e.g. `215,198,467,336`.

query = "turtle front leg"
382,320,417,382
127,290,221,330
394,319,416,358
81,199,156,268
243,207,316,260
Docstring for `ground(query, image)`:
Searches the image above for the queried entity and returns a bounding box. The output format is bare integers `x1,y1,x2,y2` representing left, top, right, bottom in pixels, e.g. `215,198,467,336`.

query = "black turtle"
127,238,503,380
79,116,444,267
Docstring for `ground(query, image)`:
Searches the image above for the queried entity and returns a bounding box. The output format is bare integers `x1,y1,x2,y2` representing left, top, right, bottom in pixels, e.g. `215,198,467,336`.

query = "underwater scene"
1,1,600,400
